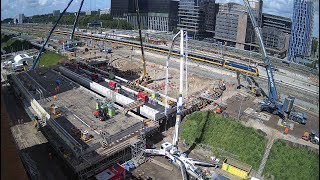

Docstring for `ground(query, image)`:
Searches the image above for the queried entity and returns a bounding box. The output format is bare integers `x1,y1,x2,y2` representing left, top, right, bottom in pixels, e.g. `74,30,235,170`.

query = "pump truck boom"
145,30,221,180
243,0,307,124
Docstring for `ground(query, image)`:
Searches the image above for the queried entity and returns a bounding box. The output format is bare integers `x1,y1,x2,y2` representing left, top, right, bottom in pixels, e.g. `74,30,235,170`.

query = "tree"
311,38,318,56
1,18,14,24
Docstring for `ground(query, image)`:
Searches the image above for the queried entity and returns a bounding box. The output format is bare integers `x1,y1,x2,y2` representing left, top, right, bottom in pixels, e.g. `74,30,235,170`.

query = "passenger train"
54,30,259,76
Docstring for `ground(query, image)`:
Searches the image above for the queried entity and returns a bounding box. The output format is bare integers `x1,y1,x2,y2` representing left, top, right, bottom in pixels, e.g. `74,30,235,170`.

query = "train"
54,30,259,76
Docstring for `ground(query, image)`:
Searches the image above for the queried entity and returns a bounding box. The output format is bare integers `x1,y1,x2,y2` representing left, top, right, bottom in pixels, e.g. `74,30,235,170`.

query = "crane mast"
135,0,148,82
70,0,85,41
243,0,279,109
31,0,74,70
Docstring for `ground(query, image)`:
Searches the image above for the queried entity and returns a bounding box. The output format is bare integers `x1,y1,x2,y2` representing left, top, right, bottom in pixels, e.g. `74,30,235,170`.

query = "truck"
302,131,319,145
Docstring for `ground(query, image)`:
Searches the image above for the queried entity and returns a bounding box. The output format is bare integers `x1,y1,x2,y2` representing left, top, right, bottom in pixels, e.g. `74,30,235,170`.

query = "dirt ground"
224,88,320,139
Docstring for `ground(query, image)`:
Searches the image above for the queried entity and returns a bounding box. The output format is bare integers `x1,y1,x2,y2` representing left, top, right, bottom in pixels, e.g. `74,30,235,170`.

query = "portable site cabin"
222,158,252,179
13,54,33,70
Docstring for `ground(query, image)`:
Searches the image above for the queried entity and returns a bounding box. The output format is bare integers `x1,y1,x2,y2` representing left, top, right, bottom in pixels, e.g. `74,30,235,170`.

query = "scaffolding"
130,132,146,167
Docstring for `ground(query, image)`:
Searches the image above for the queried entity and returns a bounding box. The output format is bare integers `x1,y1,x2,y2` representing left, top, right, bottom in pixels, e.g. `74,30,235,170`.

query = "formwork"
7,67,159,179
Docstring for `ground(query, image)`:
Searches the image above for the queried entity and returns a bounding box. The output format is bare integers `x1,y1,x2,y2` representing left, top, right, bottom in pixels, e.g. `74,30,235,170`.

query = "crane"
243,0,307,124
133,0,151,85
31,0,84,70
63,0,84,52
145,30,221,180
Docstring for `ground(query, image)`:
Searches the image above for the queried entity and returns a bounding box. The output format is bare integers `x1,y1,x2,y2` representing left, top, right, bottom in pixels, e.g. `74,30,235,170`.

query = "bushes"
264,141,319,180
1,34,33,53
181,111,267,170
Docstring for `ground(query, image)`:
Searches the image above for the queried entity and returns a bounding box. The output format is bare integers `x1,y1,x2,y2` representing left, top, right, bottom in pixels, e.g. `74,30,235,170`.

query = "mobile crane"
145,30,221,180
243,0,307,124
132,0,152,85
31,0,83,70
63,0,85,51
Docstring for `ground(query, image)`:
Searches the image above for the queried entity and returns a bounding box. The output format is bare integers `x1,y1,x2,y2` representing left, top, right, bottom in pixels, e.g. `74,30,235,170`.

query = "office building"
53,10,60,17
214,1,263,49
86,10,98,16
100,9,110,15
214,3,248,49
261,13,292,55
288,0,314,62
111,0,130,19
178,0,216,39
18,14,25,24
127,0,179,32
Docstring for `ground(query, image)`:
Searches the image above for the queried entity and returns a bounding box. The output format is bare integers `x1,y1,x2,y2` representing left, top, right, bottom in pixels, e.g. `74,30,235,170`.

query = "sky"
1,0,319,37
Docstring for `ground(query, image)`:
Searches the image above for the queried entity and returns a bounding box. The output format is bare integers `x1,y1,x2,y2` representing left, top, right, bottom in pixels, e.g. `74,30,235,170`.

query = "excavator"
132,0,152,86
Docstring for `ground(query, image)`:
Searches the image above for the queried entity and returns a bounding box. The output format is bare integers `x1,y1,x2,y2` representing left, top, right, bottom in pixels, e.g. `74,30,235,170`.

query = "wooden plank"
149,158,173,171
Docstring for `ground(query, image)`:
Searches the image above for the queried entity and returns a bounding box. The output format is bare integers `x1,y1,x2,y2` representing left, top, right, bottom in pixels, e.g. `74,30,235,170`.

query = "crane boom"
243,0,278,103
70,0,85,41
135,0,147,79
172,30,185,149
31,0,74,70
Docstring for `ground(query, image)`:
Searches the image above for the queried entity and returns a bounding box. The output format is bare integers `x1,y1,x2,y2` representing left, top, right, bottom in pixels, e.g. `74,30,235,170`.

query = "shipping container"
108,80,117,89
222,158,251,179
137,92,149,102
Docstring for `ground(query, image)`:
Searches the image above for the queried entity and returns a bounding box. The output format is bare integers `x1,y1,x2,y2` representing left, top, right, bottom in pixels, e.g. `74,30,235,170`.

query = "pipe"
172,29,184,149
165,31,180,116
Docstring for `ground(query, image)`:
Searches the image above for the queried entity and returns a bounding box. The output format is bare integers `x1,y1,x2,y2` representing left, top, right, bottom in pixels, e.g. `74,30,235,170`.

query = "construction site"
1,0,319,180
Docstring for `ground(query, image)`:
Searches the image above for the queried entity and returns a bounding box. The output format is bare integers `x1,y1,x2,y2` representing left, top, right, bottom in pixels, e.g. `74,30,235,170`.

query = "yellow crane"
133,0,151,85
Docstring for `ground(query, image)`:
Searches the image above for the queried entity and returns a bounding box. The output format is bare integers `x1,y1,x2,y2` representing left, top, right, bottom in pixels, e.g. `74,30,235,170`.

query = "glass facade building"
123,0,178,32
288,0,314,62
111,0,130,19
178,0,216,39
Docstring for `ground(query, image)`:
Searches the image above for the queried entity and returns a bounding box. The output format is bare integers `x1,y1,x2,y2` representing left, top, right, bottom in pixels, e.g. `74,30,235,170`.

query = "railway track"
2,26,319,96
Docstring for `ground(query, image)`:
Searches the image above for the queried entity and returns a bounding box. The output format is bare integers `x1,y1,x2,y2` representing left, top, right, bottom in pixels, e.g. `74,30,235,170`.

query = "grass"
38,51,67,67
264,140,319,180
181,111,267,170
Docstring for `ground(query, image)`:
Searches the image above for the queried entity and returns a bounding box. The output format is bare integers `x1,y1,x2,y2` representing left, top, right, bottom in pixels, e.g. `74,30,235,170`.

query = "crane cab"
160,142,173,153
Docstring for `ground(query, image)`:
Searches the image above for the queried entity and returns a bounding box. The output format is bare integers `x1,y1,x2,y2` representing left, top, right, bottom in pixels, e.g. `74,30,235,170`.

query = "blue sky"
1,0,319,37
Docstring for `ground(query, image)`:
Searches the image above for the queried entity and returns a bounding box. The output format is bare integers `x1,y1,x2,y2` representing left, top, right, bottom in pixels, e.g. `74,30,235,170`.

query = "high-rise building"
288,0,314,62
111,0,130,19
178,0,216,39
18,14,24,24
214,3,248,49
86,10,98,16
126,0,179,32
53,10,60,17
214,1,263,49
261,13,292,56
